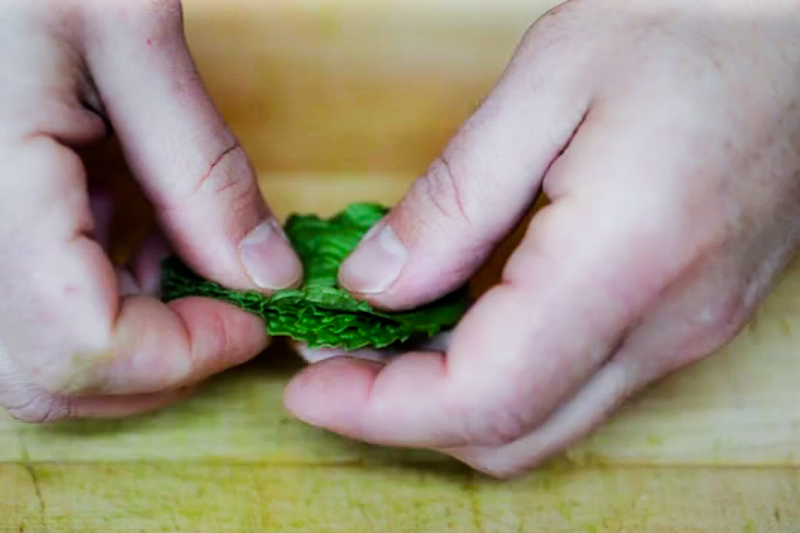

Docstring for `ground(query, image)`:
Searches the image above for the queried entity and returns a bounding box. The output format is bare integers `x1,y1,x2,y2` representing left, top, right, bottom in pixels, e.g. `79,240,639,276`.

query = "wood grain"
2,463,798,532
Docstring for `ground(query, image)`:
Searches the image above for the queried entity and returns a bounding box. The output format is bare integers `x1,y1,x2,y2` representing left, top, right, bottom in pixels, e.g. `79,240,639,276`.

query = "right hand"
284,0,800,478
0,0,302,423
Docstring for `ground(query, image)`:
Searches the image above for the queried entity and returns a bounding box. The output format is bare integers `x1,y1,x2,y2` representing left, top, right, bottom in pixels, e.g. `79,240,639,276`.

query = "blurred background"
183,0,551,179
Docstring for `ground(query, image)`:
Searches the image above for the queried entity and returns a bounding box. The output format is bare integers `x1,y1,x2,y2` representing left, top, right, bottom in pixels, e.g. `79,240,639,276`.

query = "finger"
443,279,736,478
451,242,763,476
98,294,270,395
0,137,269,397
285,198,642,450
284,104,703,455
338,27,593,309
83,1,301,291
5,378,196,423
0,4,108,148
62,387,196,420
443,359,633,478
1,329,194,423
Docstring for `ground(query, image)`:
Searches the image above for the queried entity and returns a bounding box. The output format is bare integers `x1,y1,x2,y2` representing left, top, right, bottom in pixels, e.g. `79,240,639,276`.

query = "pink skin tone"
286,0,800,477
3,0,800,480
0,0,302,421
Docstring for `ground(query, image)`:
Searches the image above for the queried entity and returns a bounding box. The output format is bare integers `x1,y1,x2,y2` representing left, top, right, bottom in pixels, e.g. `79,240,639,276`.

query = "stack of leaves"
160,203,468,350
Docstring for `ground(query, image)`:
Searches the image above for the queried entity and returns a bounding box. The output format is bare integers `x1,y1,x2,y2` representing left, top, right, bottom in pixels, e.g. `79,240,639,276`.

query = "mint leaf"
160,203,468,350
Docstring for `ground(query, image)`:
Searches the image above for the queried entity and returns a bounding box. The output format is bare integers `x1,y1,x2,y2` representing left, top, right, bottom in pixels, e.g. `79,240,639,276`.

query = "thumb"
84,2,301,291
338,34,591,309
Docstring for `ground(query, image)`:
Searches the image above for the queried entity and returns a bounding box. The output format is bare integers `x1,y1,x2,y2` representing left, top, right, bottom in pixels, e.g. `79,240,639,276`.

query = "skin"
284,0,800,477
3,0,800,480
0,0,302,422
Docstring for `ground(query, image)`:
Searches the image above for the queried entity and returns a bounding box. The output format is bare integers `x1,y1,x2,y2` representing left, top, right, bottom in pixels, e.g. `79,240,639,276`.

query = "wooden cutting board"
5,173,795,465
1,175,799,532
2,1,799,530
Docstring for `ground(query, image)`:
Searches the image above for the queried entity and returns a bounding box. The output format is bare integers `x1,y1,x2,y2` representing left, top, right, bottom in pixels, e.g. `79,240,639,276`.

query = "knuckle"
177,305,236,374
207,150,262,212
704,296,747,334
104,0,184,38
684,293,748,358
460,401,531,447
203,309,235,362
9,318,113,397
130,0,183,25
412,155,474,229
515,0,599,77
28,350,110,397
4,391,72,424
520,1,583,55
14,312,113,397
163,143,256,210
0,353,74,423
1,141,88,249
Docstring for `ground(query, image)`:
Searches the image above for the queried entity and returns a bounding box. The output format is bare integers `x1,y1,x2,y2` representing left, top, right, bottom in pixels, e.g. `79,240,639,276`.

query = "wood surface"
2,0,799,531
3,463,799,532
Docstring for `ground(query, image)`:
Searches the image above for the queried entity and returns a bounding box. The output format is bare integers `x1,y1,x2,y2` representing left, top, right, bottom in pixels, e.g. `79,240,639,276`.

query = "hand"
284,0,800,477
0,0,302,423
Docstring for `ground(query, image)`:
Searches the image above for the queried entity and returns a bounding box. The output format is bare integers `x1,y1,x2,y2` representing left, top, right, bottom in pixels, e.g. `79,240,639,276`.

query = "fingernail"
240,219,303,290
339,222,407,294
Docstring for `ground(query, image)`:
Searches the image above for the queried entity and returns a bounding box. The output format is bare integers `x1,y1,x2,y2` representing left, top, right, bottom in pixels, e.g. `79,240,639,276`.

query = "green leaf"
160,203,468,350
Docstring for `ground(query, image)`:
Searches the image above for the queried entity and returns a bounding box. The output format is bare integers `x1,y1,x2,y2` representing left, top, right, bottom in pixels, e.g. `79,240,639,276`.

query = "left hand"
0,0,301,423
283,0,800,478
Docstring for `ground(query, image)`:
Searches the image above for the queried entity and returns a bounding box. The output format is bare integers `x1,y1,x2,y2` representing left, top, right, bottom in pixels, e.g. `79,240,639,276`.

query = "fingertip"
337,221,407,297
337,215,481,311
283,357,383,432
86,12,298,295
284,351,454,447
239,218,304,292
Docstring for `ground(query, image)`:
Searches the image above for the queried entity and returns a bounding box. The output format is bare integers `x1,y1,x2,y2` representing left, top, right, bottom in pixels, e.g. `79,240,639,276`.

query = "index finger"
0,135,269,398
